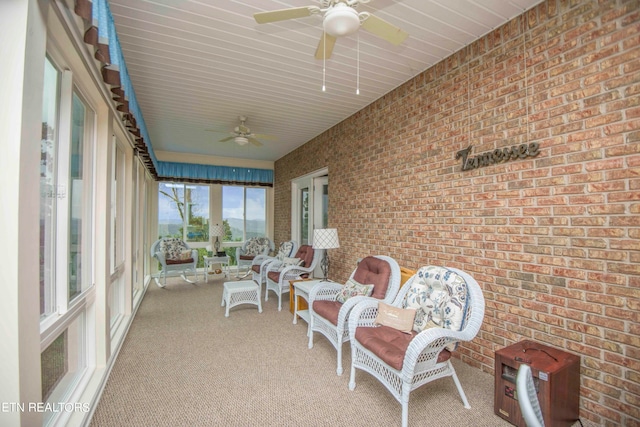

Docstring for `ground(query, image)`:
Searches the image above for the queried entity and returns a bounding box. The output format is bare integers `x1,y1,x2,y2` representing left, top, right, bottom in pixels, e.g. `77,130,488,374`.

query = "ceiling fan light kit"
254,0,408,59
323,3,360,37
254,1,408,94
208,116,277,147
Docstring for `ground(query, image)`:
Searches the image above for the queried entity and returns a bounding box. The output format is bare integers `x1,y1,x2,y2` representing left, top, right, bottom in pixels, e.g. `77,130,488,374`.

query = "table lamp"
313,228,340,281
210,224,225,254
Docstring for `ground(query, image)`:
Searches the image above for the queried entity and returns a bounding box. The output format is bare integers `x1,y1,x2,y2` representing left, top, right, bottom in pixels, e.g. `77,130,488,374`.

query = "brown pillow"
375,302,416,334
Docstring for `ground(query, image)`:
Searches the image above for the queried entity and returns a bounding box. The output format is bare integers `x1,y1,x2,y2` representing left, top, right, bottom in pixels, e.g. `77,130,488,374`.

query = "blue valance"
157,162,273,187
75,0,159,174
74,0,269,186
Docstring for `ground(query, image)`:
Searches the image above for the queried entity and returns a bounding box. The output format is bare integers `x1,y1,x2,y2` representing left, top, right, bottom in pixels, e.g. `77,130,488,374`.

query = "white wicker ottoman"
221,280,262,317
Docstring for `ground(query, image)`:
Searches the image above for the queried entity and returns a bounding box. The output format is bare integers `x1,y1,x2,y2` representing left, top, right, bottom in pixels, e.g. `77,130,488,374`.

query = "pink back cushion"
295,245,314,268
353,256,392,299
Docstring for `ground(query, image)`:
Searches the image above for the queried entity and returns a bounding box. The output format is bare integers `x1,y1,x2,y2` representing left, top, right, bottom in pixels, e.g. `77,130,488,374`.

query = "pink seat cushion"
267,270,309,283
267,246,313,284
353,256,392,299
240,254,255,260
251,264,261,274
313,300,343,326
355,325,451,370
166,258,194,265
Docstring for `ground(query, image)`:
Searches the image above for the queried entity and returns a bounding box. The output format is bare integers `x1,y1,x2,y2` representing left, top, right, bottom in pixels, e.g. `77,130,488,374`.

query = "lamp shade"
313,228,340,250
210,224,224,237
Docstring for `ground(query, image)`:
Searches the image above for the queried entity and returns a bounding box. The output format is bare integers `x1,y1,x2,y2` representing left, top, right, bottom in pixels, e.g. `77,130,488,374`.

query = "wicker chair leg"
450,364,471,408
401,401,409,427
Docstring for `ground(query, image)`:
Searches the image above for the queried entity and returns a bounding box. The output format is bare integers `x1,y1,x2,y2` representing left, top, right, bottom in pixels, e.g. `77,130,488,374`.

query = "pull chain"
356,32,360,95
322,31,326,92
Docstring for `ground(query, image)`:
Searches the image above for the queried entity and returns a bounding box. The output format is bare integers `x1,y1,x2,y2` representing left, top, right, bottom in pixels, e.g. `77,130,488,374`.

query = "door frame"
291,167,328,249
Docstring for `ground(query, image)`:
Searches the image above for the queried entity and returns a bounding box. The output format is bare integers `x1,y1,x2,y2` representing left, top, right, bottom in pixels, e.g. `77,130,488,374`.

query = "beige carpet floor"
89,275,583,427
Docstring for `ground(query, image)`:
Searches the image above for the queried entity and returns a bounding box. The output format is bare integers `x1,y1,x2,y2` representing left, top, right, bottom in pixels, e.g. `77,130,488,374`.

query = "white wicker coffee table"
221,280,262,317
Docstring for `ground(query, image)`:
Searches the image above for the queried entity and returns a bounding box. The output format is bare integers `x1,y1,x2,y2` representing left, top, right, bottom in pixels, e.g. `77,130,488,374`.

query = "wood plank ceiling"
108,0,543,162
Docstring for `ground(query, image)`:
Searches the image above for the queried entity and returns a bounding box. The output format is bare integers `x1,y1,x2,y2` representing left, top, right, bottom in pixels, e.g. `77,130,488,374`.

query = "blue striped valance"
75,0,269,186
157,162,273,187
75,0,160,175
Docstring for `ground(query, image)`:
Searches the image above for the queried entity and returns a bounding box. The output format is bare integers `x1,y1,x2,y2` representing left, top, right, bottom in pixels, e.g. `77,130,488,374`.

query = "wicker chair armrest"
347,299,380,341
235,247,244,259
253,254,273,266
266,259,283,271
190,249,198,260
279,264,312,279
400,328,468,380
337,295,377,324
154,252,167,265
309,282,342,302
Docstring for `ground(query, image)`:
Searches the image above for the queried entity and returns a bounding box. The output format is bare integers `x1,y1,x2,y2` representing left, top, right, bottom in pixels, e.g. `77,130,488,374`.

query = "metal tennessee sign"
456,142,540,171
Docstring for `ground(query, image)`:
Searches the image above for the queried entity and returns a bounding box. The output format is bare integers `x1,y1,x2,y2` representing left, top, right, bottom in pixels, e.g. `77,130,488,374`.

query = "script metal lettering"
456,143,540,171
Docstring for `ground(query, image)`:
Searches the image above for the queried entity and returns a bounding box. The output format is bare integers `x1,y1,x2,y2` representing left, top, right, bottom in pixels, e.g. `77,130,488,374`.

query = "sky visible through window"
158,185,265,223
222,186,265,221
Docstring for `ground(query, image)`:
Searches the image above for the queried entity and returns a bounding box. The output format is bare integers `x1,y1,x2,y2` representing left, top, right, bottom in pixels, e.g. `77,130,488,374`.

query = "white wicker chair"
235,237,274,278
264,245,320,311
308,255,401,375
251,240,298,287
151,238,199,288
517,364,545,427
348,266,485,427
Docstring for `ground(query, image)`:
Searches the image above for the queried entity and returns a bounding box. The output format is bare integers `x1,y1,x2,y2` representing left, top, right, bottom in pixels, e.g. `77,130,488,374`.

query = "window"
110,140,126,327
38,53,94,422
40,56,60,317
40,57,95,318
300,187,309,245
222,186,266,242
158,182,210,243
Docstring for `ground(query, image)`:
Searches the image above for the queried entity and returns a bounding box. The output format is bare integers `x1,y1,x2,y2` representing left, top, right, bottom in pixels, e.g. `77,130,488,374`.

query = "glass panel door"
291,168,328,256
299,187,309,245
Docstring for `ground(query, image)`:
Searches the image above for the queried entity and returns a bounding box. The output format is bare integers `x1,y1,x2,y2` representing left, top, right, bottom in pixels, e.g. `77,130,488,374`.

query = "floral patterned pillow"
244,237,271,256
403,266,470,349
160,238,189,260
275,241,294,261
336,278,374,304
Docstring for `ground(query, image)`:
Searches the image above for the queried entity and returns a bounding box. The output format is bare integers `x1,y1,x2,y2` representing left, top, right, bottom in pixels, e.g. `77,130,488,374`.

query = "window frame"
221,185,267,245
38,46,97,425
157,182,211,247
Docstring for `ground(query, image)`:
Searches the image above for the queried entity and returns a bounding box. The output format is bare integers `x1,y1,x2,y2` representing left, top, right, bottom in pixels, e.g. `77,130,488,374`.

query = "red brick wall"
274,1,639,425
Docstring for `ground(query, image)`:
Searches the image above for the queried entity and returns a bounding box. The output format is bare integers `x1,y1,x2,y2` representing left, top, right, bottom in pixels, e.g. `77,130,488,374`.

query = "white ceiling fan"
254,0,409,59
211,116,277,147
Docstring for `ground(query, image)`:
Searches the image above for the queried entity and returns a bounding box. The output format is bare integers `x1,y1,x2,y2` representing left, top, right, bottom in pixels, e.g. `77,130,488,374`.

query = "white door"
291,169,328,278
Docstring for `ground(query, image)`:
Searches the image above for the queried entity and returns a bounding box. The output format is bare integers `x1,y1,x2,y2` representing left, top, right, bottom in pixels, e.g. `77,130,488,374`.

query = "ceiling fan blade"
248,137,263,147
315,32,337,60
219,136,234,142
361,14,408,46
254,6,316,24
252,133,277,141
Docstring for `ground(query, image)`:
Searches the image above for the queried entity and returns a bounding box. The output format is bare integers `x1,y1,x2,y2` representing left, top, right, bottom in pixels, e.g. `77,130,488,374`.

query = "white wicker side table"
221,280,262,317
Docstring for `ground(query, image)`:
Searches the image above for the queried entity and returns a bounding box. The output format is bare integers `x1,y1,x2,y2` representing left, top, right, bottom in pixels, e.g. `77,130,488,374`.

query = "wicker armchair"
264,245,320,311
308,255,401,375
151,238,199,288
347,266,485,427
251,240,298,286
517,364,545,427
235,237,274,277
